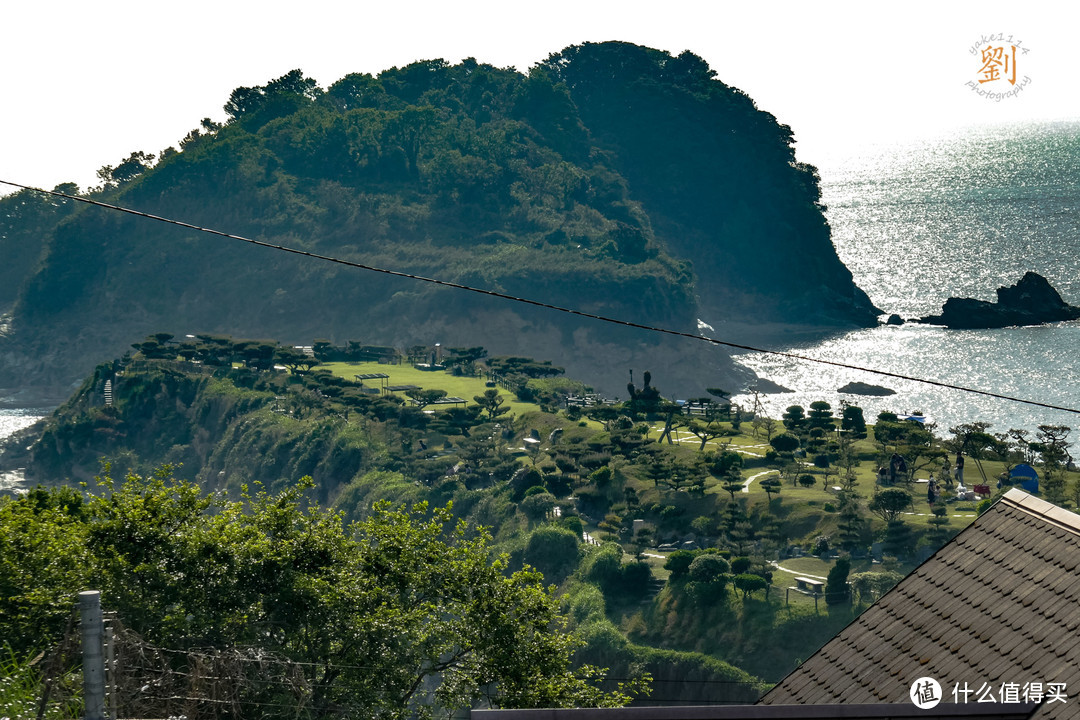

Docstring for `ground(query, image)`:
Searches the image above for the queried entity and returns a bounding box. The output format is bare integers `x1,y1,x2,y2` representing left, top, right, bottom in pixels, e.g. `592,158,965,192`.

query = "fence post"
79,591,107,720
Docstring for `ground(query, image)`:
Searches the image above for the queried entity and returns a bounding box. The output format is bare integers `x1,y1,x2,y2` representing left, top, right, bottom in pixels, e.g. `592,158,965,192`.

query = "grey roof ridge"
999,487,1080,534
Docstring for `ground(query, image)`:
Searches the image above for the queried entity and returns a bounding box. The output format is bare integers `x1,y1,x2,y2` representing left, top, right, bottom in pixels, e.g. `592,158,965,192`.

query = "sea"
729,120,1080,435
0,403,49,494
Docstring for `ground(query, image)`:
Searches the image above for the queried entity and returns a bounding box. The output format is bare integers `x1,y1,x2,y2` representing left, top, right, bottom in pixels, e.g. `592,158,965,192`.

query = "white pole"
79,591,107,720
104,619,116,718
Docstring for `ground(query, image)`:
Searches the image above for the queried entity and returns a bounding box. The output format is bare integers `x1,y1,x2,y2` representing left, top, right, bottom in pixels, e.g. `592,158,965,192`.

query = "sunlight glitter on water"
825,123,1080,320
0,408,46,439
733,322,1080,434
734,122,1080,433
0,408,47,494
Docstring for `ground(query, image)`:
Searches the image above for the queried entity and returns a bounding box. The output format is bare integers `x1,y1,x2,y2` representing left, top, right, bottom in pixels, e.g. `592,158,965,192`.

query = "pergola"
354,373,390,392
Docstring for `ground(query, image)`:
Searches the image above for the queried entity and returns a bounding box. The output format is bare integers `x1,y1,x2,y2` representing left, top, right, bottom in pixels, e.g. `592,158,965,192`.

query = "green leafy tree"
729,556,751,575
559,514,585,539
434,405,483,437
487,357,565,380
807,401,834,431
225,68,320,122
445,346,487,375
948,421,997,485
883,519,914,559
896,422,943,483
0,473,643,717
1032,424,1072,503
97,150,156,187
706,449,743,477
686,417,724,451
705,387,732,419
835,430,861,489
733,573,768,600
836,491,867,552
690,515,714,538
769,434,799,455
840,402,867,438
524,525,581,584
869,488,913,523
407,387,449,409
873,420,907,458
759,476,782,508
663,550,696,582
758,415,778,442
385,105,438,179
474,388,511,420
654,400,684,445
520,492,558,522
688,554,730,583
782,405,806,433
685,554,729,605
727,521,755,556
274,345,318,374
0,487,91,652
927,501,953,546
721,478,744,501
824,556,850,605
581,542,651,602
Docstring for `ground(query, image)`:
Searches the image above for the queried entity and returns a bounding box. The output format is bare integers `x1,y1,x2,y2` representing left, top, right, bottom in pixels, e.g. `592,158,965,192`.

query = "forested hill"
0,41,879,399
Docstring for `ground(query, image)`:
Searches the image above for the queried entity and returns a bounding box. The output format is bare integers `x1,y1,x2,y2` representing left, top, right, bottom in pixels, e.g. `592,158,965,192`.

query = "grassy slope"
19,355,1080,692
238,363,984,678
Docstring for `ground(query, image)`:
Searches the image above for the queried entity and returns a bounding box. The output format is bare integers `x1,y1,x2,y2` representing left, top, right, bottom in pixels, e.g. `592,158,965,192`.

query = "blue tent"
1010,463,1039,494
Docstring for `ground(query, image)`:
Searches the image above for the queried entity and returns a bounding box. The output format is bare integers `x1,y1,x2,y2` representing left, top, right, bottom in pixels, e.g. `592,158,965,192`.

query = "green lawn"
320,361,540,417
768,567,826,609
735,461,985,532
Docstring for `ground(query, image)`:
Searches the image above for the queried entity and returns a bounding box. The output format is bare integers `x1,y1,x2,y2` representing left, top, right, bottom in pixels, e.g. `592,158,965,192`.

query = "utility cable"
2,179,1078,416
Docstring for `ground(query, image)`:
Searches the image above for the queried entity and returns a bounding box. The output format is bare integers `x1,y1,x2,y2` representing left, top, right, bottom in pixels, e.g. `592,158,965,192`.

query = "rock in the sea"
747,378,794,394
918,272,1080,329
838,381,896,396
886,314,904,326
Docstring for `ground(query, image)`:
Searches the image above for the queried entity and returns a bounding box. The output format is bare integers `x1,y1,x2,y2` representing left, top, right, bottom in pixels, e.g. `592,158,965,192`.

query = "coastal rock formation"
838,381,896,396
747,378,793,394
918,272,1080,329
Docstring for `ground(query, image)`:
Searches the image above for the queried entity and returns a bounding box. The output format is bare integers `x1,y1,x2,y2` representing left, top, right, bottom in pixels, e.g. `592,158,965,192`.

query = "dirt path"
742,469,778,493
769,561,828,581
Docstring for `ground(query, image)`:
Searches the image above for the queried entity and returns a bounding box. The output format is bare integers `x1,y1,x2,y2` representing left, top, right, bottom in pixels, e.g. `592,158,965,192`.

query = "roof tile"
760,490,1080,718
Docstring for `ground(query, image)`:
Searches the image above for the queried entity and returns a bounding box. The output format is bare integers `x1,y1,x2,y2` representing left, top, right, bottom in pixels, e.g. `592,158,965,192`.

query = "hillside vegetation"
0,41,878,399
9,334,1073,711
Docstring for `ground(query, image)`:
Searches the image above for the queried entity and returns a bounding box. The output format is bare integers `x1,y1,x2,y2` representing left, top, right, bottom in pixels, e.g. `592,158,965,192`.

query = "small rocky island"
917,272,1080,329
838,381,896,396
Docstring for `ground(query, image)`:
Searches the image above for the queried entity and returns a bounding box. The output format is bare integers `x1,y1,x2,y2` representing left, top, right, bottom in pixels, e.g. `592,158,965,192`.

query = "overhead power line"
2,178,1077,416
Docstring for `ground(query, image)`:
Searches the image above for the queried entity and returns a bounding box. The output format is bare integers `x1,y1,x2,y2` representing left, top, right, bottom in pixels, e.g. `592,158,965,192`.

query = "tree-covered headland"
0,41,878,401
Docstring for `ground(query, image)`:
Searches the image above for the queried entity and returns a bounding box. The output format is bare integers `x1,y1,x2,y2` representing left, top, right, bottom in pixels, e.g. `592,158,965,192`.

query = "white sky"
2,0,1077,197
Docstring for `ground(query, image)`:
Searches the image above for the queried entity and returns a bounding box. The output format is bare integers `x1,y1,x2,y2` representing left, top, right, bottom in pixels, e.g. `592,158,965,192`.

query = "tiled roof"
760,489,1080,718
